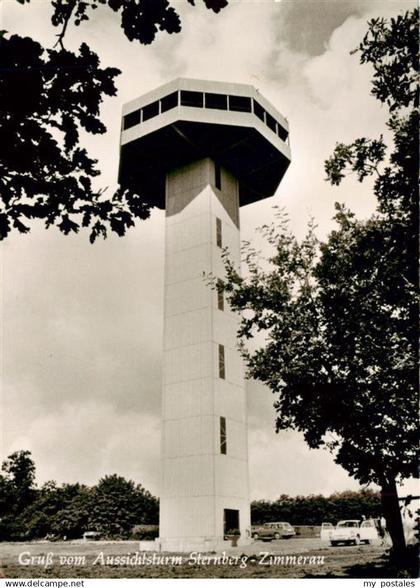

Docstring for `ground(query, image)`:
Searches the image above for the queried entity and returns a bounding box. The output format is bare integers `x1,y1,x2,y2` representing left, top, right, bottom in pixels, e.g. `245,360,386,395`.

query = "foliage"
320,9,418,488
1,450,36,512
49,484,92,539
44,0,228,46
226,528,241,536
221,8,418,553
354,9,418,111
87,474,159,538
0,474,16,517
251,490,382,526
222,206,417,489
1,0,228,241
0,451,159,540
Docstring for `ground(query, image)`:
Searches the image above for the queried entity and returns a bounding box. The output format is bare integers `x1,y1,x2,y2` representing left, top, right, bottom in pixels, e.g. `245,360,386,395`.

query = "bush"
251,490,382,525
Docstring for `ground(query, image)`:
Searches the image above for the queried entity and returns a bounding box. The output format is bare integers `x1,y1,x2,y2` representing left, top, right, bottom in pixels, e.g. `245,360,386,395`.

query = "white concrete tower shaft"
119,78,291,552
160,158,250,550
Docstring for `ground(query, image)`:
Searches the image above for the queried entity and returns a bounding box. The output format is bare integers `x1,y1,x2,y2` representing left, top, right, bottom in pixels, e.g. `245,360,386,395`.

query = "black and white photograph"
0,0,418,583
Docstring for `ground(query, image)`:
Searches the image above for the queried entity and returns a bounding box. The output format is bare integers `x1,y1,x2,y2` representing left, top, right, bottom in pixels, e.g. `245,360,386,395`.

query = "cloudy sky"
1,0,416,500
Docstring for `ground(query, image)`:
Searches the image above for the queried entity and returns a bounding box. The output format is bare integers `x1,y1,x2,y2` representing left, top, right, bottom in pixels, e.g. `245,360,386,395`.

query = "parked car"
321,519,379,546
83,531,102,541
251,522,295,541
320,522,334,542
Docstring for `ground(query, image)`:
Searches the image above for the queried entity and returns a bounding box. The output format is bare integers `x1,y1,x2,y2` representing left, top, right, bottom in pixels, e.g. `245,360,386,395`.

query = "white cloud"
249,429,359,500
1,1,408,499
6,399,161,493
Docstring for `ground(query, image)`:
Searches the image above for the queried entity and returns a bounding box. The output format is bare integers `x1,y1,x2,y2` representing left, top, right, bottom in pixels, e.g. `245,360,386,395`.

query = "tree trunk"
380,478,406,554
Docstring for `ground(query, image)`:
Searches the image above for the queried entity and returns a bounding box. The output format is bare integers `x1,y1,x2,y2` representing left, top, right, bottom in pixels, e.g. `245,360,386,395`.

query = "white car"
321,519,379,546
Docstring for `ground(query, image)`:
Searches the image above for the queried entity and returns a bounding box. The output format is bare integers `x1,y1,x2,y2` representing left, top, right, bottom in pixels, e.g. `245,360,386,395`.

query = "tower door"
224,509,240,534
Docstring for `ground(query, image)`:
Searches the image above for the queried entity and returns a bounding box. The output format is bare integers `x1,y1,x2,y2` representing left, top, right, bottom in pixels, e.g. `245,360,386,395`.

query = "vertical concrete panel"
163,342,213,384
163,416,214,457
215,455,248,497
165,278,210,316
166,212,212,253
165,308,211,349
213,310,240,350
214,380,246,422
160,496,215,538
163,456,213,497
163,378,212,420
165,244,212,285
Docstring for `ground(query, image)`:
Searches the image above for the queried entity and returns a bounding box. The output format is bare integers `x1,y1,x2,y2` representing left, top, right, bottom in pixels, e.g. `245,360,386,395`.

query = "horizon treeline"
1,450,382,540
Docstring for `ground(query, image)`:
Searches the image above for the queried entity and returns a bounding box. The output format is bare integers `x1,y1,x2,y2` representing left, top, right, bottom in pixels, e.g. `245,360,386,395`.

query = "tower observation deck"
119,79,291,551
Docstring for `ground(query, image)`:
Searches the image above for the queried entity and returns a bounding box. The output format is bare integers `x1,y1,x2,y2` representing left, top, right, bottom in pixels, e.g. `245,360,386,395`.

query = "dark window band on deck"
142,100,160,121
123,109,141,130
277,123,289,142
266,112,277,133
161,91,178,113
205,93,228,110
253,100,265,122
180,90,204,108
229,95,252,112
253,99,288,142
122,91,288,144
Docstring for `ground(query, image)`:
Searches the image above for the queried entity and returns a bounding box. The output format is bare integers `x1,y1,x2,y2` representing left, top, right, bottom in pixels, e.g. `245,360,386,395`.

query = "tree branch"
54,0,77,49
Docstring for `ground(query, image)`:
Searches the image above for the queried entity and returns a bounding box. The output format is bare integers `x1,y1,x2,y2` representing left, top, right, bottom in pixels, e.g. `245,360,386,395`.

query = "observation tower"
119,79,291,551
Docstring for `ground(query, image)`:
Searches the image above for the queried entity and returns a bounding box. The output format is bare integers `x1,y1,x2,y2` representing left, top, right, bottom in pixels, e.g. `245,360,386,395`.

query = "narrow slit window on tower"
217,279,224,311
216,217,222,248
215,162,221,190
180,90,204,108
123,109,141,130
218,344,225,379
220,416,227,455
